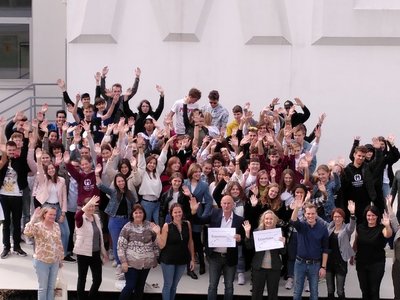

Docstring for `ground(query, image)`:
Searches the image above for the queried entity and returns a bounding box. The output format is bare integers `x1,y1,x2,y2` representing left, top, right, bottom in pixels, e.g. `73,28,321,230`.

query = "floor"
0,232,396,299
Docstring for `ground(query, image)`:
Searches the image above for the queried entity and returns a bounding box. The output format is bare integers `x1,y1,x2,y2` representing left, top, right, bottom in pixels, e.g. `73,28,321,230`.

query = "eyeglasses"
333,215,343,219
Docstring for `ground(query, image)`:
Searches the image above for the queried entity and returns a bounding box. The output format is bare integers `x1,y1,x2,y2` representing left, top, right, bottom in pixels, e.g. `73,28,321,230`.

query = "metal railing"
0,83,64,121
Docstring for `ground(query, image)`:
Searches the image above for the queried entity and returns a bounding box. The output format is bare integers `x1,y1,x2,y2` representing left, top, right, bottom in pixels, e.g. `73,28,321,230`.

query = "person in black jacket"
133,85,165,135
341,139,384,222
243,210,285,300
159,172,191,227
189,195,245,300
0,140,30,258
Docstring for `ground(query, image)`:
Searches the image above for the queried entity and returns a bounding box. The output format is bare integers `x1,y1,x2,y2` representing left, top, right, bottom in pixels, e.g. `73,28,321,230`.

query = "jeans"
293,258,320,300
77,251,102,300
119,267,150,300
0,195,22,250
43,202,70,257
251,268,280,300
21,186,31,229
108,216,129,265
326,263,347,298
141,199,159,224
392,259,400,300
287,231,297,278
236,245,245,273
356,261,385,300
161,263,186,300
33,258,59,300
208,252,236,300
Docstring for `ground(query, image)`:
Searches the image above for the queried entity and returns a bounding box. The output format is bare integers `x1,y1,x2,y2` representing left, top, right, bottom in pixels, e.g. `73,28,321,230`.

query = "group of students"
1,66,400,300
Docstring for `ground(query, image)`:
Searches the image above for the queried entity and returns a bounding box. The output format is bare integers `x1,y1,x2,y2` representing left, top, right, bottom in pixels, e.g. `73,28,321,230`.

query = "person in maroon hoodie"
64,151,100,210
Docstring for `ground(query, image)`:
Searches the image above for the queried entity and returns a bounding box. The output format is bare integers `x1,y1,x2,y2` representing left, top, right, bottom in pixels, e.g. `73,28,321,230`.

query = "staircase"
0,83,64,122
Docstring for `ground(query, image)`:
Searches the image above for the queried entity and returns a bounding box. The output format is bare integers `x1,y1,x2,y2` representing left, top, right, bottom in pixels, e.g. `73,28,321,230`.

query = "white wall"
66,0,400,166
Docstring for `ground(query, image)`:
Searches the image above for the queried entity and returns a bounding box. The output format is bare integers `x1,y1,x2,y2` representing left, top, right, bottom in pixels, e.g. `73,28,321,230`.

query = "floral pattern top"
24,221,64,264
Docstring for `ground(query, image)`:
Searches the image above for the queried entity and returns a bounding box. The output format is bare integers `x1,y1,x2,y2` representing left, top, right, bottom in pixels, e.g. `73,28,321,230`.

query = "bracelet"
321,266,326,270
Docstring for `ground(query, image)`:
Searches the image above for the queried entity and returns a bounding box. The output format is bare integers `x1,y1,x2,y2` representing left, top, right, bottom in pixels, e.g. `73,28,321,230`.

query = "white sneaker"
114,279,125,291
112,261,117,267
285,277,293,290
115,264,122,274
304,279,310,292
108,249,114,260
237,273,245,285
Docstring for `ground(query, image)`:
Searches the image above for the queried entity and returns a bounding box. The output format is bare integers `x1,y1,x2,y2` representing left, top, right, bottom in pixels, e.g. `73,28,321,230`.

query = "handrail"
0,83,64,122
0,83,58,104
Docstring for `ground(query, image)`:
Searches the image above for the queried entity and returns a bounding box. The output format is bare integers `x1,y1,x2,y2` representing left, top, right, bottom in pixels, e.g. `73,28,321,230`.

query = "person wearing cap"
202,90,229,137
270,97,310,128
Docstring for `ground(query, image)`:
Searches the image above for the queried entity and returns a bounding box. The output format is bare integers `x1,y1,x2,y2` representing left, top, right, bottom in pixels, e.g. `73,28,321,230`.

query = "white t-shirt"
170,99,199,135
0,165,22,196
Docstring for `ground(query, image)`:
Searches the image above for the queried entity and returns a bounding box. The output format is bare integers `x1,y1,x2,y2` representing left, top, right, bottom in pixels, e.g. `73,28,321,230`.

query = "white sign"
253,228,284,252
208,228,236,248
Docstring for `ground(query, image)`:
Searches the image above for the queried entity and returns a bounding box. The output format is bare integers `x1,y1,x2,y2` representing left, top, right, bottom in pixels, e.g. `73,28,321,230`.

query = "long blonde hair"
257,210,278,230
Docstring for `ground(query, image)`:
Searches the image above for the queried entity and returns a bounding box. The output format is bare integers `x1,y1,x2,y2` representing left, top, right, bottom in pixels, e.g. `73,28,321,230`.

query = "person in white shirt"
167,88,201,135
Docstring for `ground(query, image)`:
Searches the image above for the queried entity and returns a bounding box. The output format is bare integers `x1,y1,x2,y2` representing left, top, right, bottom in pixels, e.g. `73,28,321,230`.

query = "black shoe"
63,255,76,263
13,248,27,257
187,270,198,280
1,249,10,259
199,265,206,275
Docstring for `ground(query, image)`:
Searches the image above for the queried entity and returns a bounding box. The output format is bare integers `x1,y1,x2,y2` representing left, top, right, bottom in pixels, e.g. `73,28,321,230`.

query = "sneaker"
63,255,76,263
285,277,293,290
237,272,245,285
1,248,10,259
112,261,118,267
108,249,114,260
116,264,122,275
116,272,125,281
13,248,27,257
304,279,310,292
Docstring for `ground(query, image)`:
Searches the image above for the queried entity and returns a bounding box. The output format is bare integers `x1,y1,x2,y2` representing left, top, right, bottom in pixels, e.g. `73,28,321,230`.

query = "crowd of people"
1,65,400,300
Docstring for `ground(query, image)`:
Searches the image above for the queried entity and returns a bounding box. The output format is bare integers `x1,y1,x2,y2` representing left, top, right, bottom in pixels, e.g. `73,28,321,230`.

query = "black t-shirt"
355,223,385,266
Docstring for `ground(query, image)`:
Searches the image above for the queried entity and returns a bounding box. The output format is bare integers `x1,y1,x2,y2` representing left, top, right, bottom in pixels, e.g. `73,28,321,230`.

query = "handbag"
54,267,68,300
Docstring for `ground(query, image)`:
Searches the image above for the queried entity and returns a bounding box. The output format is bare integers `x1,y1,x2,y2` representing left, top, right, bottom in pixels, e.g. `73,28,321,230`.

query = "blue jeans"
108,216,129,265
33,258,59,300
141,199,159,224
161,263,186,300
236,245,245,273
119,267,150,300
293,258,320,300
208,252,236,300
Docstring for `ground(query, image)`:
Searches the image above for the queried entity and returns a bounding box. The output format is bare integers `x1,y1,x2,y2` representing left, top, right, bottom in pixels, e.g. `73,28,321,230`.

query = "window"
0,0,31,79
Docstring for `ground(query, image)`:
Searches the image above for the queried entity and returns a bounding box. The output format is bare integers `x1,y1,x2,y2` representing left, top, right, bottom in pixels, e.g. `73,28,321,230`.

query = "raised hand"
189,196,200,213
182,186,191,197
242,220,251,234
156,84,164,95
347,200,355,215
94,72,101,83
250,194,258,207
95,163,102,175
294,97,304,107
382,212,390,227
135,67,141,78
150,223,161,235
271,98,279,106
102,66,109,77
41,103,48,114
63,151,70,164
386,195,393,214
57,79,66,91
35,148,42,160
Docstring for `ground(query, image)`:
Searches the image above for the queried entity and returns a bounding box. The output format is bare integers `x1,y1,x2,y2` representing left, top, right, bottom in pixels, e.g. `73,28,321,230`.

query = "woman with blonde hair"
243,210,285,300
24,206,64,300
